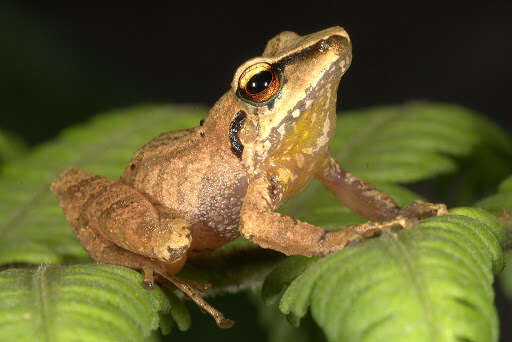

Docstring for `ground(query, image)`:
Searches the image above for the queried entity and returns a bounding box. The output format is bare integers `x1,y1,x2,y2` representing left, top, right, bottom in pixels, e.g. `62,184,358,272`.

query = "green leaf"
269,208,504,342
251,290,326,342
332,102,512,183
0,129,26,163
499,251,512,299
476,175,512,304
0,105,203,265
0,264,190,342
261,256,318,306
1,102,505,266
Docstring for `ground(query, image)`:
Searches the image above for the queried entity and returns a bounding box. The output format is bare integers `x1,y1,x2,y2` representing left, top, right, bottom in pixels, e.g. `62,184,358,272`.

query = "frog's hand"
239,174,414,256
316,157,447,221
51,168,191,264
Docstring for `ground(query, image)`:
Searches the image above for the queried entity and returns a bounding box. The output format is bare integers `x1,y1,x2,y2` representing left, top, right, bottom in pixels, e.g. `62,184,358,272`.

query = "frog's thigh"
316,156,401,221
74,223,185,283
52,168,191,264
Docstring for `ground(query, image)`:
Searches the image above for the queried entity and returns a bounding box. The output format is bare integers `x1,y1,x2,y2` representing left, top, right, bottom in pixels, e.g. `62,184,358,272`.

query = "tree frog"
51,26,446,328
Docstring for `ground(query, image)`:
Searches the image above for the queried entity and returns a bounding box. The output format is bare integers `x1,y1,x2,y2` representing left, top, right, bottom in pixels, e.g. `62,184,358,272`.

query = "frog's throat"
254,57,345,166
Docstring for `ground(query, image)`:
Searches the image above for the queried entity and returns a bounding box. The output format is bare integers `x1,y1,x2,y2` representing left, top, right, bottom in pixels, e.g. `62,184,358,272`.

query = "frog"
50,26,446,328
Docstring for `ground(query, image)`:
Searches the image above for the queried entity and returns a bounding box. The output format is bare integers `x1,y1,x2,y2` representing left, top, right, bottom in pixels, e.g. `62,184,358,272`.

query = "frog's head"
226,26,352,171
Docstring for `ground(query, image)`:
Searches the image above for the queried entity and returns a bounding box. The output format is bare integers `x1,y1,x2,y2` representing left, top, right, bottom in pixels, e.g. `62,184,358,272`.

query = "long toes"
346,232,366,246
401,200,448,219
433,203,448,216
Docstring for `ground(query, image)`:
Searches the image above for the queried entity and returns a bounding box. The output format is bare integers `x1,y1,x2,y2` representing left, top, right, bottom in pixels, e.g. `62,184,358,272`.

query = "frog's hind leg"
51,167,192,264
52,168,234,327
65,220,232,327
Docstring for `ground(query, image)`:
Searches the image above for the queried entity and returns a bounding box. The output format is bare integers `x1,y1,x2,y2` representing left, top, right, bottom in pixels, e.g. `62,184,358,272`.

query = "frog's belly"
191,168,249,240
132,156,249,242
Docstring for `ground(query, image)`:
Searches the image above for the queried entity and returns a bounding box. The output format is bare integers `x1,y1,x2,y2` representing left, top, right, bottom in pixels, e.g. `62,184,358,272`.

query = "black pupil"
246,70,273,94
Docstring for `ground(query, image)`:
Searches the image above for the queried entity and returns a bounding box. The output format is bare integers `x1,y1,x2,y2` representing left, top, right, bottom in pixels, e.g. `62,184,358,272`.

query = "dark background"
1,2,511,145
1,1,512,341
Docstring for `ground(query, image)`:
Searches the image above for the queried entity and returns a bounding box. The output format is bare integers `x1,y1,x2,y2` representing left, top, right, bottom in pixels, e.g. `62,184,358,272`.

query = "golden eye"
237,62,281,105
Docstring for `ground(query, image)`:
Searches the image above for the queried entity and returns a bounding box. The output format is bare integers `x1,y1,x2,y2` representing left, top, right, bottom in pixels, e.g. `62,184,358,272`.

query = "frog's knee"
151,218,192,262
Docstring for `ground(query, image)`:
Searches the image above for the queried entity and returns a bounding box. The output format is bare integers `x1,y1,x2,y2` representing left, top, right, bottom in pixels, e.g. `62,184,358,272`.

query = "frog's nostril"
326,35,351,56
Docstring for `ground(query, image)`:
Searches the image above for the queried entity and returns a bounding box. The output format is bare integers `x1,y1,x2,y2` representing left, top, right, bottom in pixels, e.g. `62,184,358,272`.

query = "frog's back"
120,127,249,241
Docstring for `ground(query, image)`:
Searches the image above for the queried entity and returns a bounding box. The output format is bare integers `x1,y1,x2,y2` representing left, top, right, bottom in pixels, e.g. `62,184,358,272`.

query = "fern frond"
0,103,510,340
474,175,512,305
263,208,504,342
332,103,511,182
0,105,203,265
0,264,189,342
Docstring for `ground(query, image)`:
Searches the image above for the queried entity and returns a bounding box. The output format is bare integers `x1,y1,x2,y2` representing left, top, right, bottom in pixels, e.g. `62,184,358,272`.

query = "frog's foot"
158,273,234,329
343,216,413,246
400,200,448,220
344,202,447,247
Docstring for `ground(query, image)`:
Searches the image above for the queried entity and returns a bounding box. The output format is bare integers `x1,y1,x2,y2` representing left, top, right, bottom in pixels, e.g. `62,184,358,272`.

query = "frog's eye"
237,62,281,105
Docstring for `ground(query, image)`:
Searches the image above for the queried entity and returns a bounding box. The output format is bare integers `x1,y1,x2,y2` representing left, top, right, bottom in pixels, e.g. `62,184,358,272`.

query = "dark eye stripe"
229,110,247,160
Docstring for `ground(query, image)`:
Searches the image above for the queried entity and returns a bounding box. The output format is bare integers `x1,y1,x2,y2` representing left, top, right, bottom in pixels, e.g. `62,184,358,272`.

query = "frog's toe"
400,200,448,219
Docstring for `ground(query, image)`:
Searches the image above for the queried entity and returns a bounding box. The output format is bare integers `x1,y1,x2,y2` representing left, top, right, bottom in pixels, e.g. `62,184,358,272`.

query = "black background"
1,2,511,144
1,1,512,341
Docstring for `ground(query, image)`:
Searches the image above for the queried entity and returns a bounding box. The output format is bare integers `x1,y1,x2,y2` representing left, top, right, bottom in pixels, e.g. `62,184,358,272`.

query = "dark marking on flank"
268,176,279,203
200,132,205,137
318,230,328,242
167,246,187,261
229,110,247,160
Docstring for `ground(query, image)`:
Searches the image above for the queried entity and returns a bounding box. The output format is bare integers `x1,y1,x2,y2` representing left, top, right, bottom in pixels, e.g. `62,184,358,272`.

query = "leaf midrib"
33,265,50,342
384,231,436,340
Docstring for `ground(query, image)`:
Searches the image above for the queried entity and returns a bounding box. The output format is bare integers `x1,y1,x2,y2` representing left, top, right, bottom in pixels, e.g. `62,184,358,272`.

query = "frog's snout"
324,32,351,59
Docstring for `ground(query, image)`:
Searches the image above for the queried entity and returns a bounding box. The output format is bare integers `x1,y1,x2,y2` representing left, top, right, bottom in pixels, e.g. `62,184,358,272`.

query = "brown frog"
51,26,446,328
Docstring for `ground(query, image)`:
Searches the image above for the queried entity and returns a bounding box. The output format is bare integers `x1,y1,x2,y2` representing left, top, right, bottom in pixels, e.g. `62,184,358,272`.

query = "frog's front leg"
240,161,447,257
239,175,410,256
316,157,447,221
